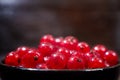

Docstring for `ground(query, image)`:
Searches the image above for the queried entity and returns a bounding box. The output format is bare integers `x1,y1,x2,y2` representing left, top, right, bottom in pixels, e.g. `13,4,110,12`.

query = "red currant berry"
62,36,78,49
88,57,106,69
46,53,67,69
103,50,118,66
61,37,78,50
36,63,48,69
69,50,77,55
104,62,110,67
84,52,95,59
84,52,96,68
67,56,86,69
57,47,71,60
40,34,54,44
65,36,78,42
5,51,20,66
92,44,107,58
76,42,90,53
88,51,102,58
54,37,63,47
38,43,55,57
44,56,50,63
71,51,85,59
16,46,29,58
21,50,44,68
71,51,89,67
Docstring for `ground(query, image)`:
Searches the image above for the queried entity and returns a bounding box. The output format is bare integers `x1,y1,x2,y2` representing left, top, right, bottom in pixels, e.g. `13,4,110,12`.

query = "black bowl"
0,57,119,80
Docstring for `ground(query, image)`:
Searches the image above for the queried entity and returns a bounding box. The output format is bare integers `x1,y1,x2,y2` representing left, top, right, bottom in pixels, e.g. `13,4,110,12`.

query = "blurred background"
0,0,120,55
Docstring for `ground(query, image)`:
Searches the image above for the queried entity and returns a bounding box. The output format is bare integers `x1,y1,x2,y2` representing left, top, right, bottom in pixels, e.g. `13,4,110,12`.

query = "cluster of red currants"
5,34,119,69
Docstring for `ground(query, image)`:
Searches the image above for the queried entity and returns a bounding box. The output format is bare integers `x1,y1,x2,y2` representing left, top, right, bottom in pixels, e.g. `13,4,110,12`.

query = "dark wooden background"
0,0,120,55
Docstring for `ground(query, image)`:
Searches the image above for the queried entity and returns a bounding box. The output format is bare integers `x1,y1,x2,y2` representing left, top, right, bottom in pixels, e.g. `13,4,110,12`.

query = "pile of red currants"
5,34,119,69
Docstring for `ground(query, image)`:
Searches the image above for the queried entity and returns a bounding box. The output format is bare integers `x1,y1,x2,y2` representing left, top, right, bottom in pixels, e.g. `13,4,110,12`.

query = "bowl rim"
0,57,120,72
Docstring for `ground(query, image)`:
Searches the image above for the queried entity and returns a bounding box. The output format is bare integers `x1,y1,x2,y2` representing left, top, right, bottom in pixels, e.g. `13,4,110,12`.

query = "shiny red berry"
5,51,20,66
71,51,85,59
67,56,86,69
105,62,110,67
54,37,64,47
64,36,78,42
44,56,50,63
46,53,67,69
92,44,107,58
84,52,95,59
88,57,106,69
16,46,29,58
103,50,118,66
36,63,48,69
21,50,44,68
61,38,78,50
40,34,54,44
76,42,90,53
84,52,96,68
57,47,71,60
38,43,55,57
